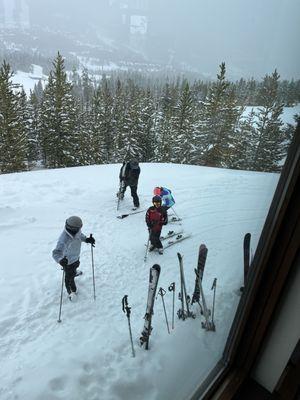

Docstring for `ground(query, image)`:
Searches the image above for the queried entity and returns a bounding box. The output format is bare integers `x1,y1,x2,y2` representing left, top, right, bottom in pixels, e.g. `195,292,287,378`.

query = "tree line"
0,52,299,174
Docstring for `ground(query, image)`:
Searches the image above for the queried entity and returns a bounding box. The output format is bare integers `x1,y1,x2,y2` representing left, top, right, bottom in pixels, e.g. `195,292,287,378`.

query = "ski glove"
59,257,68,268
86,234,95,247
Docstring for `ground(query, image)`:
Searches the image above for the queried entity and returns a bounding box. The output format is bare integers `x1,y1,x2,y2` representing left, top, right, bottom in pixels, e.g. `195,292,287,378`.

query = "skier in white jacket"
52,216,95,300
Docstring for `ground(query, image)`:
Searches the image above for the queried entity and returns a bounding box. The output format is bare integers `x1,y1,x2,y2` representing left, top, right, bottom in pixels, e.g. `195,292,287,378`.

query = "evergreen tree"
27,91,41,166
198,62,241,168
171,81,197,164
252,70,286,172
120,80,144,161
81,68,94,111
88,86,107,164
39,52,80,168
232,109,258,170
0,61,28,173
98,77,113,163
33,79,44,103
155,82,176,162
139,87,156,162
111,79,126,162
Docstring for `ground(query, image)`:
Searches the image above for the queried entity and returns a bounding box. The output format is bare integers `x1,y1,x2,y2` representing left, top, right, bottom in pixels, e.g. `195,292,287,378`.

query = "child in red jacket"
145,195,168,254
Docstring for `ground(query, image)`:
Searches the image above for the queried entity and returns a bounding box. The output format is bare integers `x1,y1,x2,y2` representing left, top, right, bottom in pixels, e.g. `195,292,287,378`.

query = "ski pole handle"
168,282,175,292
122,295,131,318
211,278,217,290
157,287,166,298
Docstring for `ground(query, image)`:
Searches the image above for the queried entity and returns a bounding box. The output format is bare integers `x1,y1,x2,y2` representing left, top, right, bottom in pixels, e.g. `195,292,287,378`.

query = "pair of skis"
123,265,161,356
190,244,216,331
124,264,173,354
140,265,176,350
144,230,192,262
140,264,161,350
177,253,195,320
122,264,160,356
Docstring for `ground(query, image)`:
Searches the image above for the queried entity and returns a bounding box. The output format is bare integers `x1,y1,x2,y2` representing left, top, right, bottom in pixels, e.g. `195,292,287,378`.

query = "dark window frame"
190,122,300,400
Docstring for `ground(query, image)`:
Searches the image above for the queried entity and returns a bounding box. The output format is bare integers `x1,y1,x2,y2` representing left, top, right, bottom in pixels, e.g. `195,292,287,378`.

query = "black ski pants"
64,260,80,294
122,184,139,207
149,229,163,249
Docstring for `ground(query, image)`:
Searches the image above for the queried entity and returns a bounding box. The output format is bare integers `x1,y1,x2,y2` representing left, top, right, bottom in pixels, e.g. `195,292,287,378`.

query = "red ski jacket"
145,206,168,232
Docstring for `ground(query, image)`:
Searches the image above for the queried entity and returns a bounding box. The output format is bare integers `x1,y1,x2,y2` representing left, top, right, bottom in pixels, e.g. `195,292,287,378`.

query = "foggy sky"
17,0,300,78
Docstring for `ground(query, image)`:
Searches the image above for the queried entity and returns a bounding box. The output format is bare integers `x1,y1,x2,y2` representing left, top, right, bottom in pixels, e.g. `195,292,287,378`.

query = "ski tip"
200,243,207,249
152,264,161,271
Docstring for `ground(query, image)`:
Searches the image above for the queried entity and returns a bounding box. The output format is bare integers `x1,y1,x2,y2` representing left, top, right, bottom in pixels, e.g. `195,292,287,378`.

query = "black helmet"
152,195,162,205
65,216,83,234
130,159,139,169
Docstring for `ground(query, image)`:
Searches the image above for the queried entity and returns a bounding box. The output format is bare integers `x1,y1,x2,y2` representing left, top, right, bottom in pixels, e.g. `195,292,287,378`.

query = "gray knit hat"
65,216,83,229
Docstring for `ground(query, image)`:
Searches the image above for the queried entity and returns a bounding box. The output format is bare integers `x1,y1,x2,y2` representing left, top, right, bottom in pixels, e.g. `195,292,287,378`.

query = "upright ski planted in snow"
243,233,251,284
240,233,251,293
191,244,208,307
140,264,161,350
177,253,195,320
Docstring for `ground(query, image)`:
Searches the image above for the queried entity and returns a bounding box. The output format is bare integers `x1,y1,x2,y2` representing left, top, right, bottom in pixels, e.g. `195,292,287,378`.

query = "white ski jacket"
52,229,87,265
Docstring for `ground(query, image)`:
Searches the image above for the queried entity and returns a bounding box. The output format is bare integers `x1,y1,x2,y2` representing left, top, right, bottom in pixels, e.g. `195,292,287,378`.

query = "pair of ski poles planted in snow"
122,283,176,357
156,283,176,334
57,235,96,323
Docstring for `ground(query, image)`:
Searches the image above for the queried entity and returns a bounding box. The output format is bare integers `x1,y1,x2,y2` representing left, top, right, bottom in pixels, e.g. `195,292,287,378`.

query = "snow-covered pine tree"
18,88,33,167
232,109,258,170
0,61,28,173
198,62,241,168
252,70,286,172
39,52,81,168
87,86,107,164
171,80,197,164
111,79,126,162
120,79,144,161
139,87,156,162
155,82,176,162
33,79,44,103
98,76,114,163
81,68,94,112
27,91,41,167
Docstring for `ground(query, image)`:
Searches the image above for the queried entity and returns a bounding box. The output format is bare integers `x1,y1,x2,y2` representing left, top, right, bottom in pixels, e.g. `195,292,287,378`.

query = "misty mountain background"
0,0,299,79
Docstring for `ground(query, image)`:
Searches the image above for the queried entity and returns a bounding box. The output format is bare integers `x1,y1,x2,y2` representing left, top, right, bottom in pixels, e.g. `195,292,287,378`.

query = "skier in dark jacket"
145,195,168,254
118,159,141,208
52,216,95,300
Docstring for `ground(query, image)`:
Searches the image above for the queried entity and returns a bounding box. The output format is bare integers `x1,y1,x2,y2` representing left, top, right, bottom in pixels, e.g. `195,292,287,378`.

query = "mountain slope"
0,163,278,400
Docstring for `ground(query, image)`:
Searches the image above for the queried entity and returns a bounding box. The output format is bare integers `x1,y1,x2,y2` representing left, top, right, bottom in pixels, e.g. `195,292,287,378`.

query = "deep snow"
0,163,279,400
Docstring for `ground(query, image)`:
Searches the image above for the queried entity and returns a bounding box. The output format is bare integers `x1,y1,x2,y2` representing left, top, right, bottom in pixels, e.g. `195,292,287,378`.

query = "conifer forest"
0,52,299,174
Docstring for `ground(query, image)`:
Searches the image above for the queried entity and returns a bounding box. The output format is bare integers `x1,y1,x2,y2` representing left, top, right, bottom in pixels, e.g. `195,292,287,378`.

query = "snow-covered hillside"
0,163,279,400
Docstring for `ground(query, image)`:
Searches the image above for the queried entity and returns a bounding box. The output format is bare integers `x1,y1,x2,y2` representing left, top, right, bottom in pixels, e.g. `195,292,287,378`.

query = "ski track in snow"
0,163,278,400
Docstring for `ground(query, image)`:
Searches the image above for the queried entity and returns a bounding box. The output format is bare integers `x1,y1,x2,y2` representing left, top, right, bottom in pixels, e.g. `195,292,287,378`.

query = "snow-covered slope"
0,163,278,400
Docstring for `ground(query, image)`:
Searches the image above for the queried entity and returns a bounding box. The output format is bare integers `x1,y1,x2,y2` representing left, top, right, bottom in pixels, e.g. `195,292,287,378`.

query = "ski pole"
122,295,135,357
211,278,217,331
90,234,96,300
117,209,145,219
157,287,170,334
168,282,175,329
57,269,65,323
171,207,181,220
